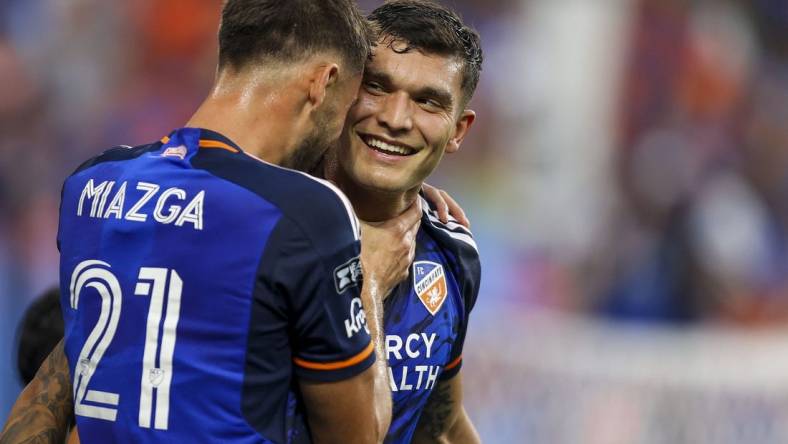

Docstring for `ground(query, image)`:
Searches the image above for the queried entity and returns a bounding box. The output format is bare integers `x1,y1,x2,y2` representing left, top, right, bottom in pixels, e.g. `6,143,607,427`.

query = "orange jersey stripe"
160,136,238,152
293,341,375,371
444,355,462,371
199,139,239,153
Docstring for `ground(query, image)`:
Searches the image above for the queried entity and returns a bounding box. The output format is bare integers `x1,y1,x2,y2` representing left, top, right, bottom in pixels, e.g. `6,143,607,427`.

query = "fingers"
422,183,450,223
397,229,418,283
358,201,422,294
398,198,423,231
406,222,419,260
437,201,450,224
440,190,470,229
420,184,471,228
391,203,420,284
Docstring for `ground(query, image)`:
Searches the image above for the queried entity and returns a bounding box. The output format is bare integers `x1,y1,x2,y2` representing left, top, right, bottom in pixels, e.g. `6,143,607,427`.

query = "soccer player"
323,2,484,442
4,1,483,442
1,1,419,443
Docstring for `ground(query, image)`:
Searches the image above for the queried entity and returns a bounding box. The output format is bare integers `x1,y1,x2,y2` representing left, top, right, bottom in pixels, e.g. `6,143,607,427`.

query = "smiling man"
1,2,483,443
1,1,415,443
323,1,484,442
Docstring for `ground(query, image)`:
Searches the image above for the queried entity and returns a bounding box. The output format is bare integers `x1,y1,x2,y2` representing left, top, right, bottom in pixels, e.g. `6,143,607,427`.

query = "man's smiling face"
337,37,474,193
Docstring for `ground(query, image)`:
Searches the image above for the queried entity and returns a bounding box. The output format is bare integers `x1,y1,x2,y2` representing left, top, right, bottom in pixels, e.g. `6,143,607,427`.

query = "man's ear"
445,109,476,154
308,63,340,109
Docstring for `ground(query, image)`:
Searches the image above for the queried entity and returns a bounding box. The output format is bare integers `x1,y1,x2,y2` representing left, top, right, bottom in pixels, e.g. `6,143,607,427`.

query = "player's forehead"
365,37,464,99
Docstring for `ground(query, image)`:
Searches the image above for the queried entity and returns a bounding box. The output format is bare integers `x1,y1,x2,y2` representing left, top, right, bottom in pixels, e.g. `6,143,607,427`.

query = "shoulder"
68,143,161,178
418,196,481,311
269,166,360,244
419,196,479,262
192,151,360,254
268,166,361,258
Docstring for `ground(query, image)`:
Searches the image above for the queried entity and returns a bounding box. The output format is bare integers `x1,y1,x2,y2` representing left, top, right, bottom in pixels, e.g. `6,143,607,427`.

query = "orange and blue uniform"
58,128,372,443
382,197,481,443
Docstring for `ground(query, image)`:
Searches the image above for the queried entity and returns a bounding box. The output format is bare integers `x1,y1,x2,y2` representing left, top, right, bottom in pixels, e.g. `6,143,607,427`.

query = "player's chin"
364,171,413,193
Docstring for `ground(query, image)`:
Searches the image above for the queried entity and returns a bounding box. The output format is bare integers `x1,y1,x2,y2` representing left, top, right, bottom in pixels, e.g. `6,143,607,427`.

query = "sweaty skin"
327,35,481,444
1,26,477,444
299,200,422,444
1,47,398,444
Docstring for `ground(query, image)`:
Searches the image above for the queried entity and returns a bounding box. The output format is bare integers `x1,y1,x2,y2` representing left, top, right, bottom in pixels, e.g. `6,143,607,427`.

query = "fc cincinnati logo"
413,261,448,316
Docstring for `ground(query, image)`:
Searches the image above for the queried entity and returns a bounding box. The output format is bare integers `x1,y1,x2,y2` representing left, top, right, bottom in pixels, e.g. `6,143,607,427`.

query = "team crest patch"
413,261,448,315
162,145,188,160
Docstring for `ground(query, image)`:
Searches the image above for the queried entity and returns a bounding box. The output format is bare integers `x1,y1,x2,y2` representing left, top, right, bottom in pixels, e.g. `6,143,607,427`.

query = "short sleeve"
263,217,375,382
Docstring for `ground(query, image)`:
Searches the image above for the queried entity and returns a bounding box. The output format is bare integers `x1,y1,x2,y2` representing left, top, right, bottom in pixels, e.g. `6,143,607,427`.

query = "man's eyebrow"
363,68,392,85
364,68,454,109
414,85,454,109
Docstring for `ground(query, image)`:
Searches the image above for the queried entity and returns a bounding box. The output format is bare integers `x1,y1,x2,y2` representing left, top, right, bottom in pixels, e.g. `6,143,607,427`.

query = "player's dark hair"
369,0,483,105
16,287,64,385
218,0,376,74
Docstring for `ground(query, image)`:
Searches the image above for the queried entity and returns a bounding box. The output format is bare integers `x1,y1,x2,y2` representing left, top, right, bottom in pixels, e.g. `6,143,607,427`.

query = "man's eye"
364,81,384,93
418,98,442,109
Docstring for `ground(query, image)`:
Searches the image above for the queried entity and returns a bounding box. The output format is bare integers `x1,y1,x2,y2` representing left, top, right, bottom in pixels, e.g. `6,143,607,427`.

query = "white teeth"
365,137,413,156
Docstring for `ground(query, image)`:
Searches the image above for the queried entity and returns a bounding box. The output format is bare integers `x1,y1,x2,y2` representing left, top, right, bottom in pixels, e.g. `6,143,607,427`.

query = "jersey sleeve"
261,215,374,383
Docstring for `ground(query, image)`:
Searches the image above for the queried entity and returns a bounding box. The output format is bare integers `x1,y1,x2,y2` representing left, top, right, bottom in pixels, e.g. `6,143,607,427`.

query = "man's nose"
377,92,413,133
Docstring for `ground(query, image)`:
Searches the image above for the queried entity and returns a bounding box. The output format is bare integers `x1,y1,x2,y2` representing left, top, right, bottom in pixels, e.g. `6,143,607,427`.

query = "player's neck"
324,157,421,222
186,72,305,165
343,182,421,223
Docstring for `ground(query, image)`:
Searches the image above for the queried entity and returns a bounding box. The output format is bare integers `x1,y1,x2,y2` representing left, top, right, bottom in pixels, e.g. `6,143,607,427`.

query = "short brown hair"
218,0,375,73
369,0,483,104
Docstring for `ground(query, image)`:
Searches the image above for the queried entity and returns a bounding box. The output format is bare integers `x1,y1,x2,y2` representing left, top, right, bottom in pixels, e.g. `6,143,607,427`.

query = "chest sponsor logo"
413,261,448,315
334,256,362,294
386,333,441,392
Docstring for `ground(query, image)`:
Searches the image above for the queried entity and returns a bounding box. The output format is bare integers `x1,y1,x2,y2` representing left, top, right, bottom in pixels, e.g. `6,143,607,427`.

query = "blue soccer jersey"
57,128,373,444
382,197,481,444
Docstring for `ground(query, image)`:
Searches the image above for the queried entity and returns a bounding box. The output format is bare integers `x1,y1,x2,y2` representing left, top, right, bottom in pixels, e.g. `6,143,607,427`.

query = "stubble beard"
282,130,332,173
282,104,341,173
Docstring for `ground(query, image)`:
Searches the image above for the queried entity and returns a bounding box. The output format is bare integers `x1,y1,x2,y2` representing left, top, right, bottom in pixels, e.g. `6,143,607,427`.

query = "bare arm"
412,373,480,444
355,199,422,440
299,364,387,444
296,280,396,444
299,201,421,443
444,407,480,444
1,340,73,444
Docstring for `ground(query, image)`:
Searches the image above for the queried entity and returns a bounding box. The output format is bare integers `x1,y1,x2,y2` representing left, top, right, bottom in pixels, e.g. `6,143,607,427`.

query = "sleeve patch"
334,256,362,294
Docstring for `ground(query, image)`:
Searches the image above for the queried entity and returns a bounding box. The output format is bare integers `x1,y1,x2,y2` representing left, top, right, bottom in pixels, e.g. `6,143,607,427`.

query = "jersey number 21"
69,260,182,430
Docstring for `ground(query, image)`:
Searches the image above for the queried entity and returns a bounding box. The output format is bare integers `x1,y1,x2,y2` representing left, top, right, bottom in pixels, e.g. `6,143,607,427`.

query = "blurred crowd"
434,0,788,327
596,0,788,324
1,0,787,439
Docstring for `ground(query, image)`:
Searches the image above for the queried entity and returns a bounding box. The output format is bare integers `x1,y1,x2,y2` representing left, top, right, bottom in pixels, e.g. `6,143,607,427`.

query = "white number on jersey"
69,260,184,430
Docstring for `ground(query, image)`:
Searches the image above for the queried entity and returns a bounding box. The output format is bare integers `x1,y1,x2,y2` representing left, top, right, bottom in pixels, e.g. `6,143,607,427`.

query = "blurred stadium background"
1,0,787,442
